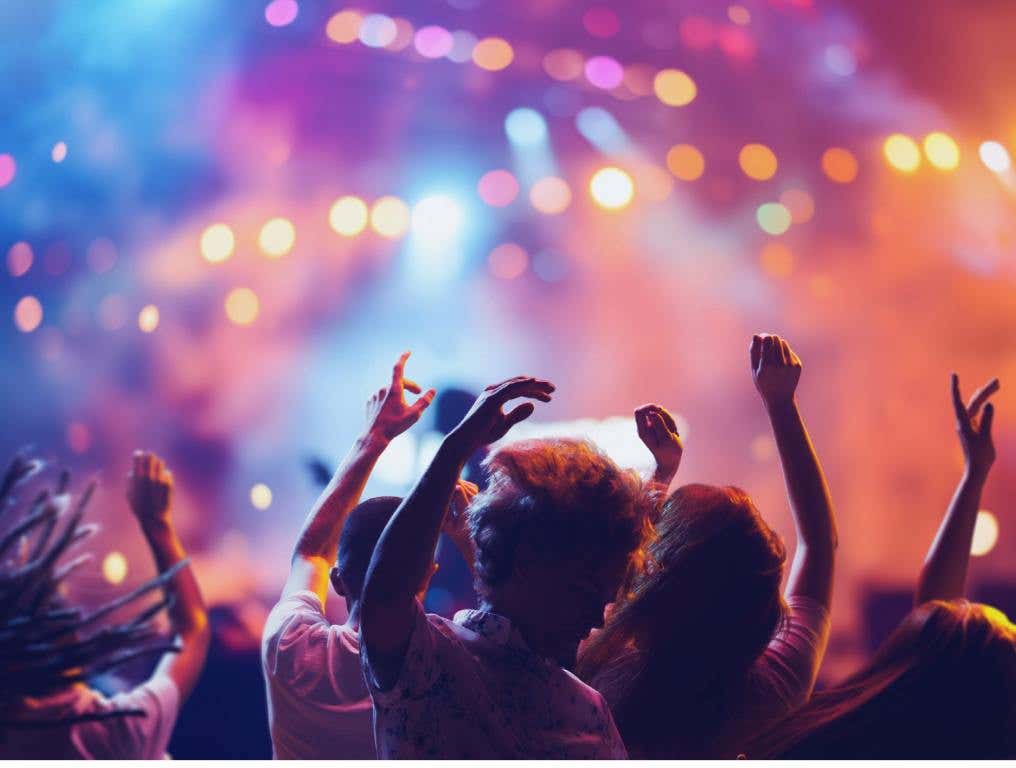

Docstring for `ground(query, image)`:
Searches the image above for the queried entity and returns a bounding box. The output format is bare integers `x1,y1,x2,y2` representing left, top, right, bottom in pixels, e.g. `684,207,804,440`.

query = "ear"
415,562,440,602
329,565,346,597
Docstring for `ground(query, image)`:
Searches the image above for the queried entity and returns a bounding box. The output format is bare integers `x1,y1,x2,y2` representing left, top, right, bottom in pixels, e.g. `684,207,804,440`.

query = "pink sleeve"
750,595,831,713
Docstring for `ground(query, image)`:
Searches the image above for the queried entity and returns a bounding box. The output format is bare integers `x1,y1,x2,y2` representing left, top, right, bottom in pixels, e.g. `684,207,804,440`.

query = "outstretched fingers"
493,377,555,404
951,373,973,434
503,402,536,430
410,388,437,416
391,351,411,394
750,334,763,372
966,377,1000,420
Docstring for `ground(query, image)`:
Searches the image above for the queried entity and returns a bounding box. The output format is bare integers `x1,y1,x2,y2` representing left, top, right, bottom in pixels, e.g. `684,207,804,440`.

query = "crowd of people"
1,335,1013,759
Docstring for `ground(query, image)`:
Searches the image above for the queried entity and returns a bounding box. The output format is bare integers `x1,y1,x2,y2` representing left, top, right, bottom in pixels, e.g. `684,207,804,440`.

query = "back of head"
335,496,402,603
578,483,787,757
750,600,1016,759
468,438,650,603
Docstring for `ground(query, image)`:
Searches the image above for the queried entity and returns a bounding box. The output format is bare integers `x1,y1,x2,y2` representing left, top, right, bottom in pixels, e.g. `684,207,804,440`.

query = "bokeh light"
978,141,1011,173
583,7,620,38
739,143,778,180
824,44,857,76
328,196,369,236
415,25,454,58
757,202,792,235
411,195,464,245
102,551,128,585
200,223,235,263
679,16,715,50
728,5,751,25
760,242,794,277
259,217,295,257
529,176,572,214
590,167,634,210
264,0,298,28
883,133,921,173
504,107,548,146
971,510,998,557
386,18,415,51
821,147,859,183
622,64,655,96
14,296,43,333
779,188,815,223
543,48,584,81
666,144,705,181
488,242,529,279
51,141,68,163
359,14,397,48
225,287,260,325
472,37,513,71
0,153,16,188
7,241,33,277
477,169,519,207
653,69,697,107
584,56,624,89
447,30,477,63
923,131,960,171
370,196,410,238
138,304,160,333
250,483,273,510
326,10,363,44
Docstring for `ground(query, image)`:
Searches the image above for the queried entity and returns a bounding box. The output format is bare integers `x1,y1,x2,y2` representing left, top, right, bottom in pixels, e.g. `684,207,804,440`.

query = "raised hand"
366,352,437,445
751,333,802,408
634,404,683,486
951,374,998,475
126,451,173,529
448,376,555,452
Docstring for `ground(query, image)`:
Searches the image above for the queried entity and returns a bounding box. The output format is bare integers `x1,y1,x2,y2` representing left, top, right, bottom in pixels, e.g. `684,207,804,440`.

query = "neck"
481,598,561,662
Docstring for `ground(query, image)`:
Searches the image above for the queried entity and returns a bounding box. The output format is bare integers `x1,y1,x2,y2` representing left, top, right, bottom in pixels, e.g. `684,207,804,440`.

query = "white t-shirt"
261,591,376,760
0,677,179,759
362,600,629,759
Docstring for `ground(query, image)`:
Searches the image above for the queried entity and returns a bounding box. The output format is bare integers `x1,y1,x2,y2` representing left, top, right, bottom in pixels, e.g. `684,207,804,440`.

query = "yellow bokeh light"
370,196,411,239
884,133,921,173
326,10,363,44
653,69,697,107
590,167,635,210
739,143,778,181
250,483,273,510
200,223,235,263
102,551,128,585
259,217,295,257
971,510,998,557
666,144,705,181
821,147,859,183
225,287,260,325
760,242,794,278
328,196,369,236
138,304,160,333
472,37,514,71
923,131,960,171
779,188,815,223
529,177,572,214
14,295,43,333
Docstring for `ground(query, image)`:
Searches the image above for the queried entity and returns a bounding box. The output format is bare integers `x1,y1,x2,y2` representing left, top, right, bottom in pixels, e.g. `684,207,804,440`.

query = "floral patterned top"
361,600,627,759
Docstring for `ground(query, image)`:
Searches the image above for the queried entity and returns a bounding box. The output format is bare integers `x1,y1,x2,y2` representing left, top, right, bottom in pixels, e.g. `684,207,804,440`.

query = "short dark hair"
468,439,650,602
335,496,402,602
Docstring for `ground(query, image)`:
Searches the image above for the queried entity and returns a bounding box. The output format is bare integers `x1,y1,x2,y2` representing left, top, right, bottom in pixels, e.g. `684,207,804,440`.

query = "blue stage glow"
504,108,548,147
575,107,629,153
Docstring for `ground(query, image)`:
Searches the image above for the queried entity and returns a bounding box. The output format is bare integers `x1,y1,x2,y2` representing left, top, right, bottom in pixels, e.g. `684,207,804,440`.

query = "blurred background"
2,0,1015,757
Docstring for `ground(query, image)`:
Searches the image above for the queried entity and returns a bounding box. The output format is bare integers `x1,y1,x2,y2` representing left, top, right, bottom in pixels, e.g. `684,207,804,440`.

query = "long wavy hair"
0,454,182,727
577,483,787,758
746,600,1016,759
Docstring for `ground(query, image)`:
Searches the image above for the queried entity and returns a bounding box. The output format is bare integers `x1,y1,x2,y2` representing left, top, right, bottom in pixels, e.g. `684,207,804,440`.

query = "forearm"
142,522,208,640
767,400,838,553
363,437,468,623
915,466,987,605
293,434,386,562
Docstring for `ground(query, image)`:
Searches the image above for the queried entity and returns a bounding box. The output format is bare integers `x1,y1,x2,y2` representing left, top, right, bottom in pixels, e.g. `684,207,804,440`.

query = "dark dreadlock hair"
0,453,184,727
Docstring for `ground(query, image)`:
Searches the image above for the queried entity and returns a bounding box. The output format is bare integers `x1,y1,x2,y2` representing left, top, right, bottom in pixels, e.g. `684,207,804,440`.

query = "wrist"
357,431,390,455
139,515,174,538
763,396,797,417
442,428,477,460
964,463,991,483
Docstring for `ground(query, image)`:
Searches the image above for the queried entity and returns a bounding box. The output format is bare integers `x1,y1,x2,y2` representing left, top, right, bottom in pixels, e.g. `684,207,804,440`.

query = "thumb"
503,402,535,431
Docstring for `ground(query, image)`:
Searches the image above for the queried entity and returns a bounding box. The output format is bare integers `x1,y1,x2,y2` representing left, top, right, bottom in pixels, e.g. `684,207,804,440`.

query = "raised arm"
634,403,684,489
127,452,210,703
914,374,998,605
751,334,838,607
360,376,554,689
282,352,435,603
